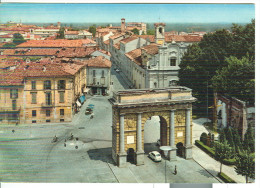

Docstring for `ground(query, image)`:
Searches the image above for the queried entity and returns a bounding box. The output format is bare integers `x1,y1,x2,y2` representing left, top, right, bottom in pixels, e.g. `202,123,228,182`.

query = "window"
46,120,50,123
45,92,52,105
59,92,64,103
12,100,16,110
169,80,176,86
60,109,64,116
31,81,36,90
32,120,37,123
170,58,176,66
31,92,37,104
44,80,51,90
60,119,64,122
32,110,37,117
93,70,96,77
102,70,105,77
46,110,50,117
58,80,66,90
10,89,18,99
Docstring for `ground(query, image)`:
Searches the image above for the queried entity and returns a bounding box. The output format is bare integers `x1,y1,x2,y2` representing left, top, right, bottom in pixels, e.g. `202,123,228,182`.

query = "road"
0,69,219,183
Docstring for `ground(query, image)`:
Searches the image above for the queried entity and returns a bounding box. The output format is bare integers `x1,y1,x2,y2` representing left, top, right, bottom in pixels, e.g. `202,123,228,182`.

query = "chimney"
43,65,46,72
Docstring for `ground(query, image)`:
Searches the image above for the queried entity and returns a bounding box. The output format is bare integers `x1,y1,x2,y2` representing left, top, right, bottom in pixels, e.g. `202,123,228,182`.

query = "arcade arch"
110,87,196,167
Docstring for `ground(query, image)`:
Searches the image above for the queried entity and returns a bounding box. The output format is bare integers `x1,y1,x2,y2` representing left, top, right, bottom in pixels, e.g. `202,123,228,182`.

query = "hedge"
218,172,236,183
195,140,236,165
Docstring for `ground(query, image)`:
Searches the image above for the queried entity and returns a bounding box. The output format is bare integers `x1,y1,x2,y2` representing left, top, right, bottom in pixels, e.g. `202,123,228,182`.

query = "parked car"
115,69,120,73
85,107,93,115
149,151,162,162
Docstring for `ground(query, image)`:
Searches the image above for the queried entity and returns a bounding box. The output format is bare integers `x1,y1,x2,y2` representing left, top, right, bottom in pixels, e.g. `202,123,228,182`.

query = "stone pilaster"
136,112,144,165
185,108,192,159
169,109,177,161
118,113,127,167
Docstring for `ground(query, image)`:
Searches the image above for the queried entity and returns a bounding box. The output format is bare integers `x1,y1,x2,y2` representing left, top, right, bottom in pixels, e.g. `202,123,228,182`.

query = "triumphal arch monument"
110,87,196,167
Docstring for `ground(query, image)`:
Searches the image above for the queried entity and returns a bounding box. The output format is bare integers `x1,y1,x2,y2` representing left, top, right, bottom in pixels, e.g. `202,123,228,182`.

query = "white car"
149,151,162,162
115,69,120,73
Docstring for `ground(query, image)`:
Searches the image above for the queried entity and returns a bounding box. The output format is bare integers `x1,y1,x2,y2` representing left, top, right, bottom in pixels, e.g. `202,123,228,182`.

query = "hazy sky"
0,3,255,23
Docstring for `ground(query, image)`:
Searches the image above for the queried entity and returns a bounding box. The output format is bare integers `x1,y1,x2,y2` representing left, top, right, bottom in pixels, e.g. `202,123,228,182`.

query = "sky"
0,3,255,24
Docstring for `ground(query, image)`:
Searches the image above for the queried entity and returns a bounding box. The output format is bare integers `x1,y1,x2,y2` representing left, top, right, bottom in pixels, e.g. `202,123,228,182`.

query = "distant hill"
20,22,248,33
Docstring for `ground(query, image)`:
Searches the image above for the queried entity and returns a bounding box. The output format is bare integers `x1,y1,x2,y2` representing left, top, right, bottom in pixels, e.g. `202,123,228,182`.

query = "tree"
235,150,255,183
233,128,242,153
57,27,65,39
146,29,155,35
2,43,16,49
243,123,255,153
131,28,139,35
179,20,255,115
12,33,26,45
218,128,226,143
215,140,232,173
89,25,96,37
212,55,255,104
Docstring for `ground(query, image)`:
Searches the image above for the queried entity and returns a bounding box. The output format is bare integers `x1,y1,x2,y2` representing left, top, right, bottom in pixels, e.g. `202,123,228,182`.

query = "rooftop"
16,39,96,48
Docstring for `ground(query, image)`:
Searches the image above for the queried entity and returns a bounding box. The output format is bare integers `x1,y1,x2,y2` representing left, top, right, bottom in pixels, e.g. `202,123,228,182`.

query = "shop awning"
79,95,86,103
84,88,90,93
76,100,81,107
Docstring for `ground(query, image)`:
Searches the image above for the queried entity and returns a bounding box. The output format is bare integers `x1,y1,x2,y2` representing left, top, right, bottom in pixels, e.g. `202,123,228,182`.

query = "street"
0,69,221,183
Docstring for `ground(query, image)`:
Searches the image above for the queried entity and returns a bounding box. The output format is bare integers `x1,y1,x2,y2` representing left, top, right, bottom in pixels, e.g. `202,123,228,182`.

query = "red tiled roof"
86,56,111,68
3,49,58,56
113,42,120,50
92,49,111,56
16,39,95,48
165,35,202,42
125,44,159,66
13,62,73,78
133,35,155,42
65,31,79,35
62,62,86,75
0,69,24,86
56,47,96,58
0,34,13,38
120,36,138,44
103,39,109,45
109,33,125,40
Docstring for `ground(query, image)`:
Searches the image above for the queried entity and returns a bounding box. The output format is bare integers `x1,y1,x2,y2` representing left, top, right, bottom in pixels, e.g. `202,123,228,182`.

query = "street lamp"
160,146,173,183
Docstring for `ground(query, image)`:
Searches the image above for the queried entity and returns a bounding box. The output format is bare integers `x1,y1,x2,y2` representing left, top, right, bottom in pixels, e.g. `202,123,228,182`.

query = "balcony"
0,106,21,112
41,102,54,108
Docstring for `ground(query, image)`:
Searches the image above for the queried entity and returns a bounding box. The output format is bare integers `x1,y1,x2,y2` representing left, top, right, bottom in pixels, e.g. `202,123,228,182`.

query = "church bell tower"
154,23,166,45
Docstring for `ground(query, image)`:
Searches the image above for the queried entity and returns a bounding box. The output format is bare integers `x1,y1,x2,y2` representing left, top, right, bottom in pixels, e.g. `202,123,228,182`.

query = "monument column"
118,113,127,167
136,112,144,165
169,109,177,161
185,108,192,159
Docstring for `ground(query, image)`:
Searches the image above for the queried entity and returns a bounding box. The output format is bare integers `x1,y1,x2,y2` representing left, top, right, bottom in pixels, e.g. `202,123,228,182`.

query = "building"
0,69,24,124
217,94,255,140
64,30,93,39
108,22,202,90
14,62,74,124
86,56,112,95
127,22,147,34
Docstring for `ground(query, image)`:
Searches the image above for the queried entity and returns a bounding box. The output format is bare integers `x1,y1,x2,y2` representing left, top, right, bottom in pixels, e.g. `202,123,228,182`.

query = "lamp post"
160,146,173,183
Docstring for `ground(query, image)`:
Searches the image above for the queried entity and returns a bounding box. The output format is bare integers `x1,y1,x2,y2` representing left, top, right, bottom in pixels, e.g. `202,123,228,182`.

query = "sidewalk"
192,118,248,183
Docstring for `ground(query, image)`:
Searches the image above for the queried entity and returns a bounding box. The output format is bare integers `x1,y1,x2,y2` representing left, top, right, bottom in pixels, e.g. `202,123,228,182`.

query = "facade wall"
87,67,111,95
0,86,24,124
112,105,193,154
22,77,73,124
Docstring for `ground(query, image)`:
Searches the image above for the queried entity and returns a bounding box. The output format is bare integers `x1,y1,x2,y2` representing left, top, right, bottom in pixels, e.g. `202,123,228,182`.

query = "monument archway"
110,87,196,167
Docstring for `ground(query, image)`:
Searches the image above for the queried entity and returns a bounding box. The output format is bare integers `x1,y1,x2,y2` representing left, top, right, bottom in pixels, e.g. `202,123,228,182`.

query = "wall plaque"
177,131,183,137
127,136,135,144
